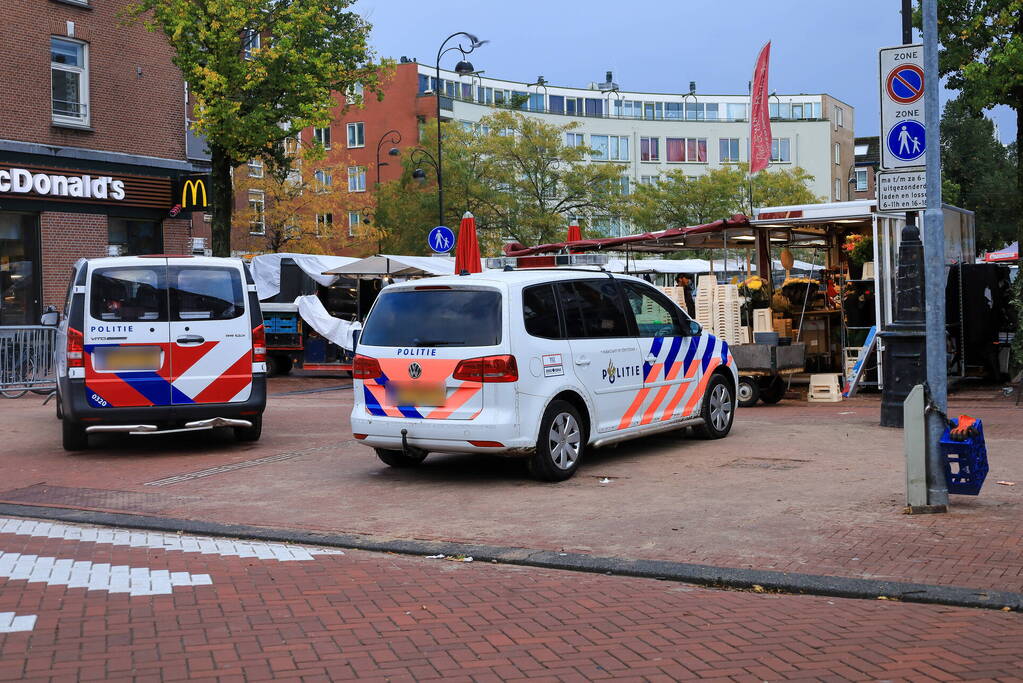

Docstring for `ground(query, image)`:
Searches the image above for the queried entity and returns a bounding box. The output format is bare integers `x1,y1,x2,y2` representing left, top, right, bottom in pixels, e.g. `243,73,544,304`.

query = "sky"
353,0,1015,144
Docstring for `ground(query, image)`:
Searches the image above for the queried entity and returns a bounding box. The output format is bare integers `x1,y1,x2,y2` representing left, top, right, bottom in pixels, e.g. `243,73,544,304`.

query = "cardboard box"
798,319,828,352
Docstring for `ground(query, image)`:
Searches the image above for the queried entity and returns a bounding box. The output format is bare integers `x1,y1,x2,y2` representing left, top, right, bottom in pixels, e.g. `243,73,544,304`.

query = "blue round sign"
886,120,926,162
428,225,455,253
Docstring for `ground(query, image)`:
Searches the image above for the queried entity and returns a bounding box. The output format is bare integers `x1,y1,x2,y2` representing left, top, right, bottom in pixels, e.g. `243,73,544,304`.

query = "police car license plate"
94,346,161,372
394,384,446,406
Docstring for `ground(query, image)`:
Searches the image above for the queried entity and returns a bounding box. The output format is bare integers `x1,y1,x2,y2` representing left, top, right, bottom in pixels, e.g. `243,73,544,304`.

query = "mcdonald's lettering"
181,178,208,208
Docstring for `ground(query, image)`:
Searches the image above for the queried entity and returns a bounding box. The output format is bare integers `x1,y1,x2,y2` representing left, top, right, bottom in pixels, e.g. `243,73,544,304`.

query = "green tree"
125,0,381,256
627,164,822,232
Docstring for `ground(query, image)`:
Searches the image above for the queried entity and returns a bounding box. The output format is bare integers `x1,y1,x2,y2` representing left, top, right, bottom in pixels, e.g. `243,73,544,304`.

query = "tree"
941,98,1019,250
627,164,822,233
125,0,381,256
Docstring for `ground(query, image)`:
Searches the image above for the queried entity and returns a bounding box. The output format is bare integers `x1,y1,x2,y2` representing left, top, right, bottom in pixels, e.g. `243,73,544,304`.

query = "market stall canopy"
321,254,457,278
604,258,711,274
251,252,360,301
983,242,1018,262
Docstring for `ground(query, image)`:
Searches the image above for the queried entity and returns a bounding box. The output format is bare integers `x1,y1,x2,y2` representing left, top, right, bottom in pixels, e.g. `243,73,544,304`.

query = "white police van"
54,256,267,450
351,269,738,481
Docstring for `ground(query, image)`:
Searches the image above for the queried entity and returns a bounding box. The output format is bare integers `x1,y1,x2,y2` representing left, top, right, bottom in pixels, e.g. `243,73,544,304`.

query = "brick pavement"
1,518,1022,681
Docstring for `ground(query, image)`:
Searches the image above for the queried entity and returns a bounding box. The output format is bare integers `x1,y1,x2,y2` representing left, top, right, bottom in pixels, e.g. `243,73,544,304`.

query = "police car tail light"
67,327,84,368
352,354,382,380
453,354,518,383
251,324,266,362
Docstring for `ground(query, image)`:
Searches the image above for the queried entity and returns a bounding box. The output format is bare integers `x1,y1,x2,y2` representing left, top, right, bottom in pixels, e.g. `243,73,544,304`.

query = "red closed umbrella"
455,211,482,274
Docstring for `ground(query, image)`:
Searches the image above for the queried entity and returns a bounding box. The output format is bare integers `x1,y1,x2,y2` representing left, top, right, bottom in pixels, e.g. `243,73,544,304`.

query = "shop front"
0,151,207,324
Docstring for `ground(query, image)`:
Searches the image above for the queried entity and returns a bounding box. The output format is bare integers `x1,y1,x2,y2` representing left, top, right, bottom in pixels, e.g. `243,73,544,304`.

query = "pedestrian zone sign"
879,44,926,170
428,225,454,253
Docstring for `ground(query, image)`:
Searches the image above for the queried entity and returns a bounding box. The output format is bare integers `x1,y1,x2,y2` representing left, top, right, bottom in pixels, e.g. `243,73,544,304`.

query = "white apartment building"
417,64,855,236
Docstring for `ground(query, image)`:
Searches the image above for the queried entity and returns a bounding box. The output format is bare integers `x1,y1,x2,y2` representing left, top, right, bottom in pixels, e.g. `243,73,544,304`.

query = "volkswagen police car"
54,256,267,450
350,269,737,481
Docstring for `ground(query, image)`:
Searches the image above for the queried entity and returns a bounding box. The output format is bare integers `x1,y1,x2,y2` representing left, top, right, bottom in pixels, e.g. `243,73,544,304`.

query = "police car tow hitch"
400,428,427,460
85,417,252,435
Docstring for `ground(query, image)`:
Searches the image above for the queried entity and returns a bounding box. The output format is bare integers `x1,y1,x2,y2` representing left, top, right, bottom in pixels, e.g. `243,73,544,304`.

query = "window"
313,170,332,190
664,102,683,120
347,211,360,237
347,166,366,192
834,105,845,128
618,175,630,195
477,86,493,104
461,83,473,100
360,290,503,347
834,142,841,165
590,135,629,161
522,284,561,339
90,267,167,322
528,93,545,112
108,218,162,256
347,81,364,103
770,138,791,162
726,103,747,121
557,280,630,339
242,30,261,60
834,178,842,201
248,158,264,178
855,168,868,192
346,122,364,148
639,175,660,186
172,267,245,321
548,95,564,114
640,137,659,162
314,127,332,149
248,191,265,234
685,102,716,121
51,37,88,125
584,98,603,117
316,213,333,234
719,138,740,163
666,138,707,163
621,282,685,337
565,132,585,147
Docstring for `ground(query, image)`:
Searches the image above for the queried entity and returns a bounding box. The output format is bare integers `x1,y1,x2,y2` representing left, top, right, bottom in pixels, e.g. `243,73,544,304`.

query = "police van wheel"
375,448,427,468
528,401,585,482
61,418,88,451
694,374,735,439
234,415,262,442
736,376,759,408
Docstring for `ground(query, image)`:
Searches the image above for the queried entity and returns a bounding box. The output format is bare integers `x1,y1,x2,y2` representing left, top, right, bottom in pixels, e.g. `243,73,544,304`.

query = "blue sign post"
428,225,455,254
886,120,926,163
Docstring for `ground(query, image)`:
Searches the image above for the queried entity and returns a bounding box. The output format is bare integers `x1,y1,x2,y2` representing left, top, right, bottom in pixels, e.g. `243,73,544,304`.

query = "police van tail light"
67,328,84,368
252,324,266,362
352,355,382,380
453,355,518,383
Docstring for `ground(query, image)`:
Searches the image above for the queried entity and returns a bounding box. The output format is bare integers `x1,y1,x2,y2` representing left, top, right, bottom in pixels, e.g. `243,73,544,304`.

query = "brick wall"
2,0,187,161
40,211,107,309
162,218,193,255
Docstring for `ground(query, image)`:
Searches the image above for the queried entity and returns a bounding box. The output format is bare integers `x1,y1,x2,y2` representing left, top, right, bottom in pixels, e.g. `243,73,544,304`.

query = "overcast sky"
353,0,1015,144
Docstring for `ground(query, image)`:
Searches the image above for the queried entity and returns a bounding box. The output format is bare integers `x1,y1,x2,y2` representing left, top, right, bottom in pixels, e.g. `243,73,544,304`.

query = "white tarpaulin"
294,295,362,351
322,254,456,277
251,253,359,300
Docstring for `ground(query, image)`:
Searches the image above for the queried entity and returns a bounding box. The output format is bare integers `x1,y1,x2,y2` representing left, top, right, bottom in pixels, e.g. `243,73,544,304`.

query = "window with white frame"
314,126,331,149
51,37,89,125
770,138,791,162
855,168,868,192
639,175,660,186
666,138,707,163
347,211,361,237
247,158,264,178
833,105,844,129
834,178,842,201
565,132,585,147
346,122,364,148
347,166,366,192
590,135,629,161
618,176,630,195
834,142,841,165
248,191,265,235
640,137,659,162
313,170,332,191
315,213,333,235
719,138,741,163
242,30,261,60
346,82,364,104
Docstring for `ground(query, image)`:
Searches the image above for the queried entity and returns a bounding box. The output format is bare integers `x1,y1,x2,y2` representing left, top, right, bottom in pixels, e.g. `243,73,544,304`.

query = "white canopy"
605,258,711,274
250,252,359,300
322,254,457,278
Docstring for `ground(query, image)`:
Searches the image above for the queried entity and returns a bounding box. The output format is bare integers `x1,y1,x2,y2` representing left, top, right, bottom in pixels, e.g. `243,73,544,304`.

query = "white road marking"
0,518,342,562
0,611,37,633
0,552,211,596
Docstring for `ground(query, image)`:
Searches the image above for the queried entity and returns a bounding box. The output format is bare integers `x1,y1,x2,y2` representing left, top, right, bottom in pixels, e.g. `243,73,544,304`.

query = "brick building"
851,136,880,200
0,0,209,325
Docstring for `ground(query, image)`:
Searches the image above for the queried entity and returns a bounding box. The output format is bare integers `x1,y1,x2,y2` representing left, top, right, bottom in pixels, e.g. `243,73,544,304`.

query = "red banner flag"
749,41,772,175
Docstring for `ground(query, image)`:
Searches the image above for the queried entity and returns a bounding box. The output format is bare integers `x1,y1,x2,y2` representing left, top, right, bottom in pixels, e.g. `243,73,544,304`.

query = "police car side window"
90,267,167,322
622,282,684,338
557,280,630,339
522,284,562,339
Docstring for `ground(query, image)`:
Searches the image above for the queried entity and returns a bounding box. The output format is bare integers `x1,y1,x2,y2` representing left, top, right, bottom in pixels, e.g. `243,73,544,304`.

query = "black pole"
375,129,402,187
434,48,444,228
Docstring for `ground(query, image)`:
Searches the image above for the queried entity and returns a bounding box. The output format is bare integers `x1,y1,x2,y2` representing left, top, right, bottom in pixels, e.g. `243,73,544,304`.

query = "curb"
0,502,1019,612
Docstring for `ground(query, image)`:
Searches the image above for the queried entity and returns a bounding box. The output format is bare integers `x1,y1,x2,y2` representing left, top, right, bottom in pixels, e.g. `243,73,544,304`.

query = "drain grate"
0,485,197,514
720,457,810,471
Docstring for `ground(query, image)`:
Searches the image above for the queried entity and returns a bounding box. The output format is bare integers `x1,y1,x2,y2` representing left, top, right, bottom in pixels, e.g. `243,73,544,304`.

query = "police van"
350,269,737,481
55,256,267,450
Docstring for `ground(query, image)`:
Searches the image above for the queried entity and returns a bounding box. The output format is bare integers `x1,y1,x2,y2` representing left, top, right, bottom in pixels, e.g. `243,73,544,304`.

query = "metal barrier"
0,325,58,398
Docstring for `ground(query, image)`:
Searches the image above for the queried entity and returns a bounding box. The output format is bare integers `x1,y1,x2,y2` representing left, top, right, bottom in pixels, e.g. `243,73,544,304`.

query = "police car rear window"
90,267,167,322
171,267,244,321
361,289,501,347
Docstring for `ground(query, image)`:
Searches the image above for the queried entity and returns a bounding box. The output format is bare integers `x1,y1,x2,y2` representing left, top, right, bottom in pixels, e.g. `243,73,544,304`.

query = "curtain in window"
686,139,707,162
666,138,684,162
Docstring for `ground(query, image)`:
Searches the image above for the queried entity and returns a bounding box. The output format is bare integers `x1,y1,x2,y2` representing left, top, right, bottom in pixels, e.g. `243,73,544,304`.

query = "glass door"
0,212,41,325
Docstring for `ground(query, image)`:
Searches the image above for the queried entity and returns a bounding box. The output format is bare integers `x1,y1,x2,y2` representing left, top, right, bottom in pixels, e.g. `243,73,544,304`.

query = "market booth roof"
322,254,456,278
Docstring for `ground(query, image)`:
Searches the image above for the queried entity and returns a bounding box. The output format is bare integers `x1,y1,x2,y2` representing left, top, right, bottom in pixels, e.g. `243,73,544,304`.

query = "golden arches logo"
181,178,207,208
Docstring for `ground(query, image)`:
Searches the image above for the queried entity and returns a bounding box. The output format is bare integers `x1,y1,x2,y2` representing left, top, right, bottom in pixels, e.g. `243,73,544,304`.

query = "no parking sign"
879,44,927,170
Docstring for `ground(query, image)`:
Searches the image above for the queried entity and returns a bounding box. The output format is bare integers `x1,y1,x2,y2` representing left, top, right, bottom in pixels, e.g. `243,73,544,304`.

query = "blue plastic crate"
939,418,989,496
265,314,299,334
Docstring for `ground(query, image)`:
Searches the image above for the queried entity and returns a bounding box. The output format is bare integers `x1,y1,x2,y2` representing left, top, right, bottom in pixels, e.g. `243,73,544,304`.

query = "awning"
322,254,456,278
251,253,360,301
984,242,1018,262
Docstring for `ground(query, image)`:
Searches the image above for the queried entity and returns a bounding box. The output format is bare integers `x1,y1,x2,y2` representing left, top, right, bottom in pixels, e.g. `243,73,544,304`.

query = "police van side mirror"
688,320,702,336
40,305,60,327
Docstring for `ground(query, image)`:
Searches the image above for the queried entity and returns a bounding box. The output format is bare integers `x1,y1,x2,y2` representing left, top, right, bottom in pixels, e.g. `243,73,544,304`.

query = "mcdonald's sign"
174,173,211,213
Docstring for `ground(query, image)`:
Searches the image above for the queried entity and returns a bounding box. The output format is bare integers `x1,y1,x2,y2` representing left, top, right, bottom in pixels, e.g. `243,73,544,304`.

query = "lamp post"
410,147,441,196
433,31,488,228
375,129,402,186
527,76,548,113
683,86,699,121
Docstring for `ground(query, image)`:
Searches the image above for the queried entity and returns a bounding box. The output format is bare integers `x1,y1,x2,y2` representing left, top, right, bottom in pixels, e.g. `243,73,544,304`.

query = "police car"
54,256,267,450
350,269,737,481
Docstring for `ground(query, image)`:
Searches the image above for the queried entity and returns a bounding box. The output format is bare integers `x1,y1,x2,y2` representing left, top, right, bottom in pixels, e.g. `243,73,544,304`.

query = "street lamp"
597,71,620,118
433,31,488,227
409,147,440,184
375,129,402,186
682,84,699,121
527,76,548,113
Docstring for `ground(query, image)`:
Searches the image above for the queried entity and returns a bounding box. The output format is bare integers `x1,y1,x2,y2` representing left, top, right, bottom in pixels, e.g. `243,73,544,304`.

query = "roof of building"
854,136,880,165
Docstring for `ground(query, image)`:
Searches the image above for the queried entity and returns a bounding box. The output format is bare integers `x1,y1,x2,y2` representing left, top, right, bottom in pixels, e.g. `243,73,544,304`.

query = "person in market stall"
675,273,696,318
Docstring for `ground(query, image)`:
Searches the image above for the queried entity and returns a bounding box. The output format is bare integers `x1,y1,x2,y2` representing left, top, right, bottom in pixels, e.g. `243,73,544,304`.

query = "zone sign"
879,44,926,170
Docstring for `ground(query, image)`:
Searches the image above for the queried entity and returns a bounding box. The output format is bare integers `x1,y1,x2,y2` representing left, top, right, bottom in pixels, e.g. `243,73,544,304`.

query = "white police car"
350,269,737,481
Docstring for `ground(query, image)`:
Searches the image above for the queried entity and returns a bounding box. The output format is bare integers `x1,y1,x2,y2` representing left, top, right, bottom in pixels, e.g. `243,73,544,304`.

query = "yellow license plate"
394,384,447,406
95,347,161,372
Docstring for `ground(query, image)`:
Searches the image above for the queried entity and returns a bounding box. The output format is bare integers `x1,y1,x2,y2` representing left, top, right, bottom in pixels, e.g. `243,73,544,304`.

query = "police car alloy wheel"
695,374,735,439
529,400,585,482
709,383,733,431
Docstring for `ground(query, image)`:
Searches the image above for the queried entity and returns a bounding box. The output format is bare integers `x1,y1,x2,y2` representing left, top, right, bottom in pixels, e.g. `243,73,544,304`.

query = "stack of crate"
694,276,718,334
660,286,689,309
714,284,743,346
